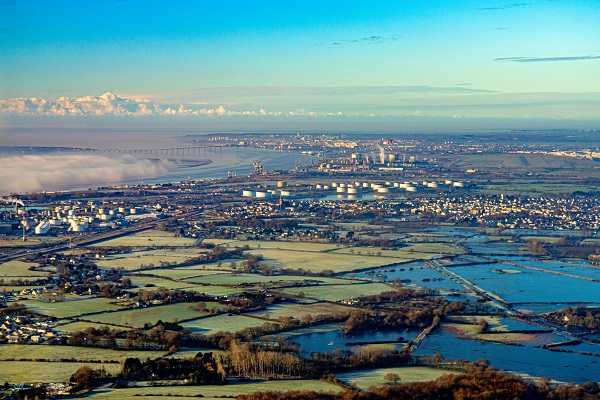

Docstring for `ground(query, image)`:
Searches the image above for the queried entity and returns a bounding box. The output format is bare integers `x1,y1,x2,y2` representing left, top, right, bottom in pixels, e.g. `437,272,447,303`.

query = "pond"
268,323,422,354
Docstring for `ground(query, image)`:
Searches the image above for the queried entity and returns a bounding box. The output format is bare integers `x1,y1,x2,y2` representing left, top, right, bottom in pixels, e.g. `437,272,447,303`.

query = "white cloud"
0,92,356,118
0,154,175,193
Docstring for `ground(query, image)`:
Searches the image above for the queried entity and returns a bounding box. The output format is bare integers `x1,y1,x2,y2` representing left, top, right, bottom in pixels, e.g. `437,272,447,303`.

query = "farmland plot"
83,302,211,328
254,248,407,273
91,229,196,247
180,313,277,335
279,282,393,302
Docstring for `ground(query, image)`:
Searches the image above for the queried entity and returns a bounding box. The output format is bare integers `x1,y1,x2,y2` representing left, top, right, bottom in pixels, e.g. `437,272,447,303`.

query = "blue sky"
1,0,599,129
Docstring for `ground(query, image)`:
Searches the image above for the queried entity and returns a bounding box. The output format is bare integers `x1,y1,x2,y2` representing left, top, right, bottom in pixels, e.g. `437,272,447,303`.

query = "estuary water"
0,128,302,194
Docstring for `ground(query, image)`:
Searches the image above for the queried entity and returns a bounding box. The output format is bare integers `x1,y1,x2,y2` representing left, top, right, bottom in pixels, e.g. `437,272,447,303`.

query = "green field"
88,379,343,400
336,366,458,389
56,321,134,333
127,275,203,291
184,272,356,286
203,238,343,252
96,249,202,271
254,248,407,273
0,260,49,277
17,296,128,318
180,314,277,335
91,229,197,247
167,347,227,359
249,302,354,319
332,246,448,260
82,302,211,328
0,361,122,384
146,267,227,280
279,282,393,302
0,344,166,362
521,236,564,243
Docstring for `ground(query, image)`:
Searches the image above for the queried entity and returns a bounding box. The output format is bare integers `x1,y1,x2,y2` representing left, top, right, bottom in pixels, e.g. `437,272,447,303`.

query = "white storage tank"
339,183,347,188
454,181,465,187
315,184,323,190
347,187,360,194
323,185,330,190
130,208,138,214
35,221,50,235
377,187,390,193
332,182,339,188
118,207,126,213
362,182,369,188
280,190,292,196
72,223,86,232
242,190,255,197
393,182,400,187
336,187,346,193
255,191,271,198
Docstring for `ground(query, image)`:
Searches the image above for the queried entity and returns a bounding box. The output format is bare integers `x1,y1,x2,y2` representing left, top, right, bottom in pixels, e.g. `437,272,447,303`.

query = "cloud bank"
0,92,270,117
0,88,493,118
0,154,174,193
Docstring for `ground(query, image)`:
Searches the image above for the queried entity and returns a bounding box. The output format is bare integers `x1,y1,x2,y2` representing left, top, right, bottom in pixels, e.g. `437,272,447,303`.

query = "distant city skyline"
1,0,599,130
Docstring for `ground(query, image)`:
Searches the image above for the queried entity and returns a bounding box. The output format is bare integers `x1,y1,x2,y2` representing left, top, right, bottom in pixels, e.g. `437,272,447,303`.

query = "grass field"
56,321,134,333
184,272,356,286
88,379,343,400
249,302,354,319
82,302,212,328
0,361,122,384
203,238,343,252
0,344,166,362
167,347,227,359
254,248,407,273
332,246,448,260
279,282,393,302
91,229,197,247
180,313,277,335
0,260,49,277
0,236,63,248
127,275,204,291
146,267,227,280
521,236,564,243
96,249,201,271
17,296,128,318
336,366,458,388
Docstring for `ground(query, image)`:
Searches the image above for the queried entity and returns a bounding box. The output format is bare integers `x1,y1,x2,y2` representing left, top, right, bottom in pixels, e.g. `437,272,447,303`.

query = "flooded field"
416,326,600,384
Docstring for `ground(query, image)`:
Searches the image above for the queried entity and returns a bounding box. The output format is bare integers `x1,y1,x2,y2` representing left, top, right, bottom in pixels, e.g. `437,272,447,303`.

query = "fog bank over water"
0,154,175,194
0,128,304,195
